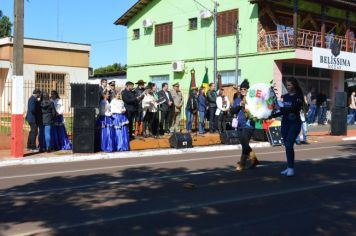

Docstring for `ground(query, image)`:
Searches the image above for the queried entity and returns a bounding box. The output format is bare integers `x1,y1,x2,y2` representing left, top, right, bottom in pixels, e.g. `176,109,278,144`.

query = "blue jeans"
296,121,307,143
39,125,52,151
318,106,327,124
307,104,317,124
199,111,205,134
281,120,301,168
186,110,193,132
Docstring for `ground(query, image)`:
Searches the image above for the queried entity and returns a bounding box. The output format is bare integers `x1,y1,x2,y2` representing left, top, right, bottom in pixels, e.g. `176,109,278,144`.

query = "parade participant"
158,83,174,135
207,83,217,133
215,88,230,133
39,92,56,153
50,90,71,150
122,81,144,140
25,89,42,152
185,88,199,133
198,87,207,134
134,80,146,136
273,77,304,177
111,90,129,151
97,90,114,152
170,83,184,133
230,79,259,171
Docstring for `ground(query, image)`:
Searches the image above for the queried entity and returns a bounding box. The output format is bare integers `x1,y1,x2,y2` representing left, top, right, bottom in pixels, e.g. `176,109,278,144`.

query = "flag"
189,69,197,91
202,68,209,94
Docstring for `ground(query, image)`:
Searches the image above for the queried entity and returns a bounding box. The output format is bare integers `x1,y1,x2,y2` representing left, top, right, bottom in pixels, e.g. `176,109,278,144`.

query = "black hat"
135,80,146,85
109,81,116,86
126,81,134,86
32,89,41,95
240,79,250,89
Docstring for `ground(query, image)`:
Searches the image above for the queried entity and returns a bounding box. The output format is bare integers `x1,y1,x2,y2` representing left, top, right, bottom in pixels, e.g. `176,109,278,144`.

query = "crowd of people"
26,89,71,153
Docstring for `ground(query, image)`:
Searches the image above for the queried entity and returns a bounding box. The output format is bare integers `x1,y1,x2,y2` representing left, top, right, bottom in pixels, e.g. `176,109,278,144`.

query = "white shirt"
215,96,230,115
142,93,158,113
52,98,64,115
350,94,356,109
110,99,126,114
99,99,111,116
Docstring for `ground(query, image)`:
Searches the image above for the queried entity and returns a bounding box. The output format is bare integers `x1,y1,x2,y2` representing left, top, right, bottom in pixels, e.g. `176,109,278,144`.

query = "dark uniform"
122,88,140,139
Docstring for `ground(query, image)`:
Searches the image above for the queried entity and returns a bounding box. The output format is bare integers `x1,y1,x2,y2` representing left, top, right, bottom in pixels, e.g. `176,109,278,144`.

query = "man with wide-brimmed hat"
170,82,183,132
134,80,146,136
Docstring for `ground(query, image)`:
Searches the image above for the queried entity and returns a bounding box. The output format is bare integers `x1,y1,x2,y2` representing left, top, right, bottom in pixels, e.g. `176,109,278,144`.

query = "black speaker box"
70,83,100,108
220,130,240,145
335,92,347,108
70,83,85,108
85,84,100,108
169,133,193,149
73,128,98,153
73,108,96,129
253,129,268,141
331,107,347,136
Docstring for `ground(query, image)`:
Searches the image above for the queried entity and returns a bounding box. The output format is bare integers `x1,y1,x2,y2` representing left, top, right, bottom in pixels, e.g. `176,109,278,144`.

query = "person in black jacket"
122,81,144,139
25,89,42,151
207,83,217,133
185,88,199,133
39,92,56,152
134,80,146,136
158,83,174,135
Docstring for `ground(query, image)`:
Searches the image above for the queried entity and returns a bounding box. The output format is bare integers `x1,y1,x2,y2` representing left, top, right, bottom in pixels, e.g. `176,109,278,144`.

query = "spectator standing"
185,88,199,133
39,92,56,153
317,91,327,125
134,80,146,136
25,89,42,152
207,83,217,133
198,87,207,134
170,83,184,133
215,89,230,133
111,90,130,151
349,91,356,123
307,87,317,125
158,83,174,135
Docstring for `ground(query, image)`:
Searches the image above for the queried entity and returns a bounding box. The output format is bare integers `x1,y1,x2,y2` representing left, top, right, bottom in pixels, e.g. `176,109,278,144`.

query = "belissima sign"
312,46,356,73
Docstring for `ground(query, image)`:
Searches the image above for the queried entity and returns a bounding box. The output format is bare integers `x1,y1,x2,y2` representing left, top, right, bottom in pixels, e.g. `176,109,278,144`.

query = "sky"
0,0,138,69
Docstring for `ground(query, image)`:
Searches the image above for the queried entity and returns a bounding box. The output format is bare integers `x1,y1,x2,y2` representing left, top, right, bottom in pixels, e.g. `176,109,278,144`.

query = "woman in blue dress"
97,90,114,152
50,90,71,150
110,90,130,151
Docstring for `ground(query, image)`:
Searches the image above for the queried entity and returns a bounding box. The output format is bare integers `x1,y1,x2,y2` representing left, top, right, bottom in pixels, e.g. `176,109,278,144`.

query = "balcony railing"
259,28,356,53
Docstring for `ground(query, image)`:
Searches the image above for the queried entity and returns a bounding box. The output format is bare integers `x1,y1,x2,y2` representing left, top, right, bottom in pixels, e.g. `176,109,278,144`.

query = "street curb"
0,142,271,168
342,136,356,141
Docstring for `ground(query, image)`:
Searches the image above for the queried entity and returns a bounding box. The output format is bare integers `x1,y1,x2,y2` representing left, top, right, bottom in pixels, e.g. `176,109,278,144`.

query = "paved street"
0,141,355,236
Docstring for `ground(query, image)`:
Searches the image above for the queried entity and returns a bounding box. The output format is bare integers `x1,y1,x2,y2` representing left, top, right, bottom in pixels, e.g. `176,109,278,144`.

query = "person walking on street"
273,77,304,177
170,83,184,133
207,83,217,133
158,83,174,135
25,89,42,152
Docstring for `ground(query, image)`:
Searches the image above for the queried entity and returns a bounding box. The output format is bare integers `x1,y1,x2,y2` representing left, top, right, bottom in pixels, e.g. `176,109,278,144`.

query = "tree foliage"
0,10,12,38
94,63,127,74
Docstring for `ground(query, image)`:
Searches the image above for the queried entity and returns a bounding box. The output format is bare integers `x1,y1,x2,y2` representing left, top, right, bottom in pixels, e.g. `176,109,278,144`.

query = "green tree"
94,63,127,74
0,10,12,38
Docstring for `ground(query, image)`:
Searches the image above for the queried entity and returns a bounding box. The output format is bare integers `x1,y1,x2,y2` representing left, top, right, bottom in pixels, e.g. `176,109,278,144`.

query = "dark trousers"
209,107,217,132
126,111,137,138
237,128,254,157
27,122,38,149
281,121,302,168
147,111,159,136
136,110,144,122
160,110,171,134
216,113,227,133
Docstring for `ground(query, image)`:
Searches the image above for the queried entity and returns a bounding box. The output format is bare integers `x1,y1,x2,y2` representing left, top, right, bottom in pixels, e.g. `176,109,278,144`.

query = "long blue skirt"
51,115,72,150
97,115,114,152
112,113,130,151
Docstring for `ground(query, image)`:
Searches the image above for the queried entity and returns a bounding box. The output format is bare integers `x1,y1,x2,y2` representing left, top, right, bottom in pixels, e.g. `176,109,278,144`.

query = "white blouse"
99,99,111,116
215,96,230,115
110,99,126,114
52,98,64,115
142,93,158,113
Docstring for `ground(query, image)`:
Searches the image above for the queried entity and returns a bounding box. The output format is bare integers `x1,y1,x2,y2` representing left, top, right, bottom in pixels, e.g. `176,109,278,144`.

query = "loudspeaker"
253,129,268,141
73,128,98,153
220,130,240,145
73,108,96,129
267,126,283,146
169,132,193,149
331,107,347,135
70,83,85,108
335,92,347,108
70,83,100,108
85,84,100,108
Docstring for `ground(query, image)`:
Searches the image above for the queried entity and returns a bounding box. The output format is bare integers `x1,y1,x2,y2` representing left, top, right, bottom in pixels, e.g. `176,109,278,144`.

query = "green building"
115,0,356,104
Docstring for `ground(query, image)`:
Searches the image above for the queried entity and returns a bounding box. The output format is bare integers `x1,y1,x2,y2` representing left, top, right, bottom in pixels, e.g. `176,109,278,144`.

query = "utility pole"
213,0,218,85
235,19,240,87
11,0,24,157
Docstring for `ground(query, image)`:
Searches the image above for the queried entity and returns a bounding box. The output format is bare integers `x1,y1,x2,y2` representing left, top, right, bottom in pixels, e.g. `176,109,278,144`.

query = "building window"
219,70,241,85
217,9,238,37
150,75,169,91
133,29,140,40
35,72,66,96
189,18,198,30
155,22,173,46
